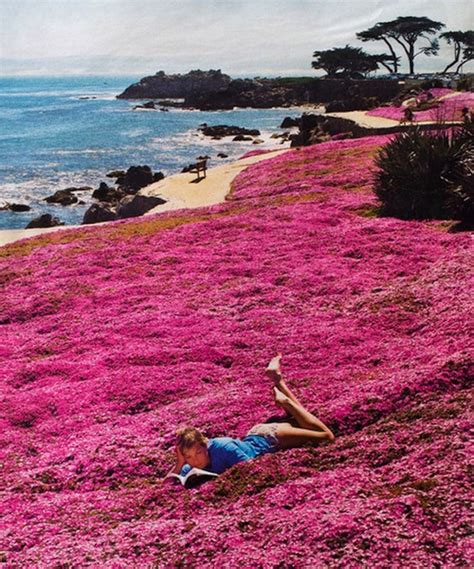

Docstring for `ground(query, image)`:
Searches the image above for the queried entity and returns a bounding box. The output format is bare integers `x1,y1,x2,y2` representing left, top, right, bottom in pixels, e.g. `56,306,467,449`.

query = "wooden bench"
188,158,208,181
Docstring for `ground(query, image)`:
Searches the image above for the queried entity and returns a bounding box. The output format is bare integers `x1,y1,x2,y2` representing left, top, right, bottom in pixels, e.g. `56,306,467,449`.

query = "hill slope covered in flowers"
0,136,472,567
367,89,474,122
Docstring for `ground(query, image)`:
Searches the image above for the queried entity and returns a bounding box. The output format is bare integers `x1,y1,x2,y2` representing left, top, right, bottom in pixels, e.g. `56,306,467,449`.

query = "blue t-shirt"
180,435,277,477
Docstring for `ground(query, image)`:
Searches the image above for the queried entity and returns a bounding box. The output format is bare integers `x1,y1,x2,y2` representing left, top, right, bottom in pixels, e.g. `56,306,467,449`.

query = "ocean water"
0,76,302,229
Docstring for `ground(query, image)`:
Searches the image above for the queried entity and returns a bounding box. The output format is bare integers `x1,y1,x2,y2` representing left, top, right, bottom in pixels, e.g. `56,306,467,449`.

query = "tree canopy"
356,16,447,74
311,45,387,78
441,30,474,73
381,16,445,74
356,22,401,73
315,15,472,77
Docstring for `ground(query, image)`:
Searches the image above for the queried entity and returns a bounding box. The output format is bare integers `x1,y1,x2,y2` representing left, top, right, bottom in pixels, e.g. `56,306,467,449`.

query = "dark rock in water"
159,107,169,112
232,135,253,141
82,204,116,224
106,170,126,178
200,125,260,138
252,138,264,144
44,190,78,206
92,182,124,203
153,172,165,182
9,203,31,212
271,132,290,140
116,165,155,193
26,214,64,229
217,153,228,158
117,69,232,100
133,100,157,110
116,195,167,219
156,99,185,109
280,117,299,128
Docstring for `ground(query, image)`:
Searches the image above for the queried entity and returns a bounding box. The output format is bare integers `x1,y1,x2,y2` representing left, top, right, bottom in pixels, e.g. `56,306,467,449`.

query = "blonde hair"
176,427,209,451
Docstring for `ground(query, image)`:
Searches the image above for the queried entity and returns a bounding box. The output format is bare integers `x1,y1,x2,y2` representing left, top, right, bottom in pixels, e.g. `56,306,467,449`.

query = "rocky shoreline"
117,69,400,111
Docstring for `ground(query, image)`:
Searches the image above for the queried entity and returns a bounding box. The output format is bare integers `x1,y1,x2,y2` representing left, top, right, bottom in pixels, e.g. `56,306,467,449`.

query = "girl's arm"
163,445,187,480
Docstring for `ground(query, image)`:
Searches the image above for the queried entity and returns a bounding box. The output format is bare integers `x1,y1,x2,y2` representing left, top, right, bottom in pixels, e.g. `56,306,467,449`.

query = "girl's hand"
175,445,186,465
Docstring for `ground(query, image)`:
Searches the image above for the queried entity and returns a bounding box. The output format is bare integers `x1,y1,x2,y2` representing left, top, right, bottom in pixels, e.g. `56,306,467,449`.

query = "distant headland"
116,69,402,111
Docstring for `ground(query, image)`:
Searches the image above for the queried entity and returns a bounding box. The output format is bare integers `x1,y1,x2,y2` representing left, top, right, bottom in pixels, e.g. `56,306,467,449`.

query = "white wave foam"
53,148,114,155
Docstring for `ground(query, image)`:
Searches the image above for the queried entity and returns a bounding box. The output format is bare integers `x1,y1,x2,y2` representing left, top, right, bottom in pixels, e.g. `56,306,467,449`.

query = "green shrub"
374,126,474,223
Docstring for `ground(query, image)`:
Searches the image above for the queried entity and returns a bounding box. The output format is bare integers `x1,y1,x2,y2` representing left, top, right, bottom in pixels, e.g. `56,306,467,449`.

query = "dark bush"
419,79,444,90
325,96,379,112
374,126,474,223
456,76,473,91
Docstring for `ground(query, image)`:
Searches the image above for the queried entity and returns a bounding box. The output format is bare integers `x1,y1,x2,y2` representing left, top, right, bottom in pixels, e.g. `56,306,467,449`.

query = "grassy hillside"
0,136,472,567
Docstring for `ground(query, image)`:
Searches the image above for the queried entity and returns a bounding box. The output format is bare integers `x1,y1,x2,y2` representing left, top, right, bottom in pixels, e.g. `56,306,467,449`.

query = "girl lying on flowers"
165,354,335,481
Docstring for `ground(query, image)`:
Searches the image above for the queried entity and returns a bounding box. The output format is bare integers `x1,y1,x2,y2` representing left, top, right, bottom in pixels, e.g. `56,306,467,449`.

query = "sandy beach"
0,149,290,248
140,149,290,214
325,110,399,128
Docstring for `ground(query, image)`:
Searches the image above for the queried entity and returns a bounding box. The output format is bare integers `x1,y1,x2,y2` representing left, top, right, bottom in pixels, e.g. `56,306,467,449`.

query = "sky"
0,0,472,77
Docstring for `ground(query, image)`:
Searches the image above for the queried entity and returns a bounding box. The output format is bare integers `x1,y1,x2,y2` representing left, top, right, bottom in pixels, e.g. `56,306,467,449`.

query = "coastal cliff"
117,71,400,110
116,69,231,99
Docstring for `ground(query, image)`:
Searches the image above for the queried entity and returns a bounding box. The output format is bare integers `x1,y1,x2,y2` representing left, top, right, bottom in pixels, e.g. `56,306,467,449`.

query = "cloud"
1,0,472,76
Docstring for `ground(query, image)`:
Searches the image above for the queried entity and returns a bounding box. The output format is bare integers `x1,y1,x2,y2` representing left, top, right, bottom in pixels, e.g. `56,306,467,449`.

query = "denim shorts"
244,423,280,452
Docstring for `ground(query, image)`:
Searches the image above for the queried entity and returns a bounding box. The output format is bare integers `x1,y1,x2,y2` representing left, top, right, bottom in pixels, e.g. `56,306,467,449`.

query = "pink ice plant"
367,89,474,122
0,134,472,567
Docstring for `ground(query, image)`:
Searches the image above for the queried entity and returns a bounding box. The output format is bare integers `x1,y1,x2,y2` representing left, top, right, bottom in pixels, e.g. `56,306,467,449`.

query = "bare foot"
273,386,289,408
266,353,283,384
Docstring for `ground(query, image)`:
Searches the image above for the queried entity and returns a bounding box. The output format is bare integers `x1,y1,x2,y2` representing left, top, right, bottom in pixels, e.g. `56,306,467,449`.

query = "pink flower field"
1,136,472,567
367,89,474,122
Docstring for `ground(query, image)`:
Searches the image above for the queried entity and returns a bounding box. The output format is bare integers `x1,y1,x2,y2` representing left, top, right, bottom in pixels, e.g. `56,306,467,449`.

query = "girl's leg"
265,355,335,449
275,377,305,408
273,387,334,437
266,354,305,408
275,424,333,450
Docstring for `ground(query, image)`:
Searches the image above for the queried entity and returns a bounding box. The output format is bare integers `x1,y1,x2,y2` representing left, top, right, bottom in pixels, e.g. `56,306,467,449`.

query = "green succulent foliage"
374,126,474,223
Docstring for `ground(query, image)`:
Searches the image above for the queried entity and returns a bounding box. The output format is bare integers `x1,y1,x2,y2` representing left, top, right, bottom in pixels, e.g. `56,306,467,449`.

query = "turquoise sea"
0,75,299,229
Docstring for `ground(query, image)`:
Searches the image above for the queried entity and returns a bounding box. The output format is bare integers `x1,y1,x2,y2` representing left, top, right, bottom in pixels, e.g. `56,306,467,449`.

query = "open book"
165,467,219,488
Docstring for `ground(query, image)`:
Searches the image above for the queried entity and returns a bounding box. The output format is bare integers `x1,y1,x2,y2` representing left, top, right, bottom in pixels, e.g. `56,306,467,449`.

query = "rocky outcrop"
26,214,64,229
199,125,261,138
133,101,157,110
44,190,78,206
117,70,231,100
118,72,401,111
324,96,379,112
92,182,125,203
92,167,164,205
186,77,310,110
289,112,457,147
106,170,126,179
289,114,362,147
116,195,166,219
2,203,31,212
280,117,299,128
115,166,164,193
82,204,116,225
